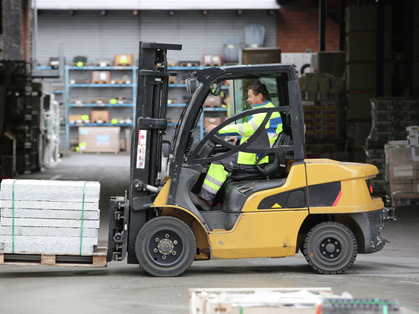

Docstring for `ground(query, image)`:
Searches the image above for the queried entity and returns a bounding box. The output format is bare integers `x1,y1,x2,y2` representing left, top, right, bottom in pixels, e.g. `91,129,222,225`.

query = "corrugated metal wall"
36,10,277,64
36,0,280,10
37,9,277,146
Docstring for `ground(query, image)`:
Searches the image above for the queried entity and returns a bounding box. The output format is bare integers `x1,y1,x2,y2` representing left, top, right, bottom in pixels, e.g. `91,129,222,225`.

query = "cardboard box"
68,114,85,124
78,127,120,153
240,48,281,65
386,145,419,181
346,93,375,120
346,32,391,62
346,121,372,149
345,5,392,33
347,63,392,91
91,110,110,123
203,54,222,66
311,52,346,78
91,71,111,84
204,95,222,107
204,117,222,128
114,54,133,66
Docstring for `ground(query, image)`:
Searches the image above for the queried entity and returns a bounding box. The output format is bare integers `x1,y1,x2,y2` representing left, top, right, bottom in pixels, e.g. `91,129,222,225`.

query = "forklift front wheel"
303,221,358,274
135,216,196,277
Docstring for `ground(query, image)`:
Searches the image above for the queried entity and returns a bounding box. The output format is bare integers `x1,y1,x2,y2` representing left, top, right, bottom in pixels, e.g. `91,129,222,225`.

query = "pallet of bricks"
385,126,419,206
365,98,419,194
0,179,106,266
302,99,346,160
189,287,404,314
299,71,346,160
344,5,392,165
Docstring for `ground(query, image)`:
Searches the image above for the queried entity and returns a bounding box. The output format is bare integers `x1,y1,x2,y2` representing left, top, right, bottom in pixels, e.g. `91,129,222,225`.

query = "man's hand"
226,136,238,145
205,124,217,134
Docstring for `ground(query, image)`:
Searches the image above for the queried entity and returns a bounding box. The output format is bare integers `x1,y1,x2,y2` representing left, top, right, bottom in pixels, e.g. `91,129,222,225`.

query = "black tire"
303,221,357,274
135,216,196,277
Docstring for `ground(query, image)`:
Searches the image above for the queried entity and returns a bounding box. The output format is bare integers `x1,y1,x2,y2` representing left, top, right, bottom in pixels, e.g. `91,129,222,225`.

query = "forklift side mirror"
210,82,221,96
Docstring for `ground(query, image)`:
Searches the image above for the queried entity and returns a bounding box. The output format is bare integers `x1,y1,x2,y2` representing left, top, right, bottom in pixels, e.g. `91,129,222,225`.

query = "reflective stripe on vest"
218,101,283,165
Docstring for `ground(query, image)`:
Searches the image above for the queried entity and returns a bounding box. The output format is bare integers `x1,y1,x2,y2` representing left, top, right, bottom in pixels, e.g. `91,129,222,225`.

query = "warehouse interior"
1,1,419,312
0,0,418,204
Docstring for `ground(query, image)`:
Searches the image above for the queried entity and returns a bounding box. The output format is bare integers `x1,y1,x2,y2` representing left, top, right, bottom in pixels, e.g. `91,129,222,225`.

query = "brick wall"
277,3,340,52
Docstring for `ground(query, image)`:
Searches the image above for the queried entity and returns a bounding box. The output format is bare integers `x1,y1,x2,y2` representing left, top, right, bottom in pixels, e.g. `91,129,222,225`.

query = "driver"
190,80,283,210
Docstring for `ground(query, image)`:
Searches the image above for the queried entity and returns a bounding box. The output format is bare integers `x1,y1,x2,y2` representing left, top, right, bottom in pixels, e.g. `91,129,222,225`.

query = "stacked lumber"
0,179,100,255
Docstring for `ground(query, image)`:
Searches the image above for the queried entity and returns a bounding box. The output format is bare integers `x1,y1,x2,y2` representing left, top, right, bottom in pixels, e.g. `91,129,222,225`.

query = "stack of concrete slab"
0,179,100,255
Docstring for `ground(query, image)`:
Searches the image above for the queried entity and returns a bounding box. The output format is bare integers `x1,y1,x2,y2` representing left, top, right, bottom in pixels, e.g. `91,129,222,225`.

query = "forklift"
107,42,395,277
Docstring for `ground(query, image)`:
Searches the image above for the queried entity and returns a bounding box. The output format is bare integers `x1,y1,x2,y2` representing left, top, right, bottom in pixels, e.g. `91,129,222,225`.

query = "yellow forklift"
107,42,395,277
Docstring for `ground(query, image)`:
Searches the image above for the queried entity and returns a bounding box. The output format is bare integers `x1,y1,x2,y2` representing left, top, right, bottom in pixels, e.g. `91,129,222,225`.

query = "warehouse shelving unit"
59,65,230,152
167,65,229,140
64,65,136,152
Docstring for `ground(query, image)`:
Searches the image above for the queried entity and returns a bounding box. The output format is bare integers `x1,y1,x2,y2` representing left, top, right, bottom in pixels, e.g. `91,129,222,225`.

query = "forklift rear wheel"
303,221,357,274
135,216,196,277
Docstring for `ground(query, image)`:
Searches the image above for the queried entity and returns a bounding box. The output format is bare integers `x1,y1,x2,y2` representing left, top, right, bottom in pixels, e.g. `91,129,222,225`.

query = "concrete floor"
0,153,418,314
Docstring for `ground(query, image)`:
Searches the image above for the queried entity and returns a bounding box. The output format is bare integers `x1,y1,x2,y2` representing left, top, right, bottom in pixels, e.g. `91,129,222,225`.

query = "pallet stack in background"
300,72,347,161
365,98,419,194
344,5,392,163
385,126,419,206
0,179,100,255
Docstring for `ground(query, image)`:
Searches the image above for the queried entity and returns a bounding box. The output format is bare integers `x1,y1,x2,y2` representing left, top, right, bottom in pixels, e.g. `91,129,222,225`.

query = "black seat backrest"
254,132,293,179
229,132,292,181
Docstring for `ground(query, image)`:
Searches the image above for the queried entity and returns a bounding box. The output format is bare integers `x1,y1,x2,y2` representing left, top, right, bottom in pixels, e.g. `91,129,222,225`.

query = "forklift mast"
108,42,182,263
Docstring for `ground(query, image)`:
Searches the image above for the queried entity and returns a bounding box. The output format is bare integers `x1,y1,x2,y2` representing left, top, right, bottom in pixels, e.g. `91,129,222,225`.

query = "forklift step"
0,248,107,267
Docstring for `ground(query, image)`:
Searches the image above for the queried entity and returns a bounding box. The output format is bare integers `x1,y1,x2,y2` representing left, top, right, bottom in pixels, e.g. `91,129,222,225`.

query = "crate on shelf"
90,110,110,124
203,54,222,67
114,54,133,66
91,71,111,84
78,127,120,154
71,55,88,66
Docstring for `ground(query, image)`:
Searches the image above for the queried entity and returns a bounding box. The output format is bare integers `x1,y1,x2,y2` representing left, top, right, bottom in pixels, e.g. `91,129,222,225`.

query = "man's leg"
192,153,238,210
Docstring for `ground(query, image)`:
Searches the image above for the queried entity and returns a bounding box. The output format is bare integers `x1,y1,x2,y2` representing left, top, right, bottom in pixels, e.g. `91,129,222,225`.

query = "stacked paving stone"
0,179,100,255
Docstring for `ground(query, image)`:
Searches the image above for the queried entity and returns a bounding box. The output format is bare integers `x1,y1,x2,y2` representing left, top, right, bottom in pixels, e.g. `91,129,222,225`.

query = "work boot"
190,192,212,211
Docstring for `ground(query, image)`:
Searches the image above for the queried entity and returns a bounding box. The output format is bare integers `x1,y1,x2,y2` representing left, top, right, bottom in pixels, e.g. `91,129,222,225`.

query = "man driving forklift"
190,80,283,210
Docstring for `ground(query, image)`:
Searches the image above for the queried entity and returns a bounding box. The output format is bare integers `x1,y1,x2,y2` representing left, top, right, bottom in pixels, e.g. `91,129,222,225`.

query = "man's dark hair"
248,81,270,101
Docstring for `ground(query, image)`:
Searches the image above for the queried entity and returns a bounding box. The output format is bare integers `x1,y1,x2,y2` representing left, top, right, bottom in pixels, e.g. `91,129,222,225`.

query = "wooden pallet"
112,80,129,84
73,79,90,84
91,80,110,84
114,63,133,67
203,63,222,67
179,61,200,67
0,248,107,267
79,150,119,154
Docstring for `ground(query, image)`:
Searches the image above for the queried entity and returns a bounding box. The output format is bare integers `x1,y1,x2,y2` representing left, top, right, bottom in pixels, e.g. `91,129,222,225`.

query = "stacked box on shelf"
0,61,33,175
299,72,344,101
0,179,101,255
303,100,343,139
365,148,386,193
367,98,419,148
78,127,120,153
345,5,392,121
385,136,419,206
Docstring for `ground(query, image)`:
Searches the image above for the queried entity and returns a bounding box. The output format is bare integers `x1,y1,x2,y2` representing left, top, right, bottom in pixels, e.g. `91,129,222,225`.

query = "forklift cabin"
107,42,394,277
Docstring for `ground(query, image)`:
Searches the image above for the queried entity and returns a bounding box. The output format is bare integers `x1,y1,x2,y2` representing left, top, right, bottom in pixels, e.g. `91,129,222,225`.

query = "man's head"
247,81,270,107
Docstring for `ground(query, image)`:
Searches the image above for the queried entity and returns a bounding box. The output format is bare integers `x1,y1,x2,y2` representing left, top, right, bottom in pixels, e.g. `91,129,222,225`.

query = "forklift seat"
229,132,292,181
220,178,287,229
